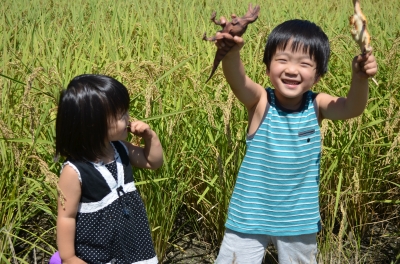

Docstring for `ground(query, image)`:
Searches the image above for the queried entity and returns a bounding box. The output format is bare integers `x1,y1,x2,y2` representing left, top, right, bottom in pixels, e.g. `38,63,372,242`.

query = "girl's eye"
119,112,128,120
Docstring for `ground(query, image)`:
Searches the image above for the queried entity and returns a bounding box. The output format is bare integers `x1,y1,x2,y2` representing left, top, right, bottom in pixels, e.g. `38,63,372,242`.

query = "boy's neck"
274,91,305,111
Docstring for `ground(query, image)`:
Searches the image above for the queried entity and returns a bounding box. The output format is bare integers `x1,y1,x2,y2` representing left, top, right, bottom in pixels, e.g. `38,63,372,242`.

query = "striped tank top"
225,88,322,236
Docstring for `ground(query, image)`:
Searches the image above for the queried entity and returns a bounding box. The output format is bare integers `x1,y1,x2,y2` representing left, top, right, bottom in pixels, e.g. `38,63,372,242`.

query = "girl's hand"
124,120,163,169
352,52,378,79
128,120,155,139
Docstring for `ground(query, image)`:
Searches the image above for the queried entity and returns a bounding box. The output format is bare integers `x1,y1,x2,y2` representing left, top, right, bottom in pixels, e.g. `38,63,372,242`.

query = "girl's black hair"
263,19,330,78
55,74,130,161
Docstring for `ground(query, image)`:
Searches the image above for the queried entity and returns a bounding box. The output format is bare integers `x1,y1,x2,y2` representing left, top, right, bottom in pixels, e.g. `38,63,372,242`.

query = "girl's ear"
266,68,270,76
314,76,321,85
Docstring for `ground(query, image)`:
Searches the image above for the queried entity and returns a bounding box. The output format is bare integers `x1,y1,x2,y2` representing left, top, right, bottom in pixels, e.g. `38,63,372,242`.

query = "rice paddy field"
1,0,399,263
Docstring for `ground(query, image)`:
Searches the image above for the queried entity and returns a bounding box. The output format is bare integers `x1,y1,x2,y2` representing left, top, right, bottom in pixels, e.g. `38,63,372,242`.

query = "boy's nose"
285,65,298,75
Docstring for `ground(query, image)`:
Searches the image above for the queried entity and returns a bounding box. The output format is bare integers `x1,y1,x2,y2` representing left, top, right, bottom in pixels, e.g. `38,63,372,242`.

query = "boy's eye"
301,62,313,67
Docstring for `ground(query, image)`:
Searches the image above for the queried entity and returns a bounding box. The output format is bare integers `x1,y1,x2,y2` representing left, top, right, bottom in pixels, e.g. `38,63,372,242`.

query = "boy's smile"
267,41,320,109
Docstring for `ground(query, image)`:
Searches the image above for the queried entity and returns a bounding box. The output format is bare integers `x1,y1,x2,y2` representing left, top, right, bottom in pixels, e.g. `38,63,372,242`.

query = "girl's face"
107,112,129,142
267,41,320,106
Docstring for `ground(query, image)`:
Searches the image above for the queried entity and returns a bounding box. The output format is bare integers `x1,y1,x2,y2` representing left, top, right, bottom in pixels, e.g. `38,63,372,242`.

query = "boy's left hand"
352,52,378,79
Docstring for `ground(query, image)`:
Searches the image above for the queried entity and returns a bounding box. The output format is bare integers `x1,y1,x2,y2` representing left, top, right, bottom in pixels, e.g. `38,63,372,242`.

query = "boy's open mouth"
282,79,300,85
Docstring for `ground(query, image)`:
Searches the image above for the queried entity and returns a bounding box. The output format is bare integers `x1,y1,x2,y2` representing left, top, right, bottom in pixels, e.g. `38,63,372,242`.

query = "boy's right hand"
215,33,245,54
214,17,245,56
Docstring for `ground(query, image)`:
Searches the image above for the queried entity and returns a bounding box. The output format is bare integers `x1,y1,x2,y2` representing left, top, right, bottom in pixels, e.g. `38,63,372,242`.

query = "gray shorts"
215,229,317,264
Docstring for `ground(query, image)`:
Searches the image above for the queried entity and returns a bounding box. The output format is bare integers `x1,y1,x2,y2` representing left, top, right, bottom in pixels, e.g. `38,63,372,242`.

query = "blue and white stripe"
226,88,321,236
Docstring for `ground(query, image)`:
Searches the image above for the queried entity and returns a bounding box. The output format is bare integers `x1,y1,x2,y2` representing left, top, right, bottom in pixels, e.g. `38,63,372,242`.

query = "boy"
214,19,377,264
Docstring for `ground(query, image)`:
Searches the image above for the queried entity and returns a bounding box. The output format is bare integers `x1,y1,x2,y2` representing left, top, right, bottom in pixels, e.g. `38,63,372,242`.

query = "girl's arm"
124,120,163,169
57,165,86,264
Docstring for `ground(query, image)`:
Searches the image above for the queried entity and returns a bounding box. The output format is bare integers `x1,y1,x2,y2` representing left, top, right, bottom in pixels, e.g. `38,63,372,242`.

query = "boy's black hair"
55,74,130,161
263,19,330,78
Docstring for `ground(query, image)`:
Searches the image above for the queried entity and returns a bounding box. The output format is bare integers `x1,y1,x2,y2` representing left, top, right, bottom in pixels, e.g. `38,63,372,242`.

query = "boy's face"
267,41,320,102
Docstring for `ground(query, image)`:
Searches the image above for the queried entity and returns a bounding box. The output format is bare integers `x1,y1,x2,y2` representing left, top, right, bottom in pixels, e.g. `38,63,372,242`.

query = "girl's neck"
96,142,115,164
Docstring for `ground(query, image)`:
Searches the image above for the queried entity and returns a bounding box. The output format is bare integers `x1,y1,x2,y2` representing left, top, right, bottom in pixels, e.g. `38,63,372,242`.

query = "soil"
163,233,217,264
358,222,400,264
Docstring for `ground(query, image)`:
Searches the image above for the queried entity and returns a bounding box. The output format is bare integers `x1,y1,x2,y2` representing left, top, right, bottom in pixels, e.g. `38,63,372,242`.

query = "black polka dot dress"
64,141,158,264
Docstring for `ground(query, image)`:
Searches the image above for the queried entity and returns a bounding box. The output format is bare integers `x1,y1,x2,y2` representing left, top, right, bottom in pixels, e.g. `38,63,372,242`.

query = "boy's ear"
314,76,321,84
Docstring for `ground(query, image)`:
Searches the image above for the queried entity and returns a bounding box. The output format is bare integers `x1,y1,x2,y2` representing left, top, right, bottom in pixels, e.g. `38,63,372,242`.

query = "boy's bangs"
275,37,316,61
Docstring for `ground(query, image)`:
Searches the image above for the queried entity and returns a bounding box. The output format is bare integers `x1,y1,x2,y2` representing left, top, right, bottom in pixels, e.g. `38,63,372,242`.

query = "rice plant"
1,0,399,262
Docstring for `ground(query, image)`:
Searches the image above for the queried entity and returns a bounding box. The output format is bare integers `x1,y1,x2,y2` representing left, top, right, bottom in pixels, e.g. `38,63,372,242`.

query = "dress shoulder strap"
112,141,129,166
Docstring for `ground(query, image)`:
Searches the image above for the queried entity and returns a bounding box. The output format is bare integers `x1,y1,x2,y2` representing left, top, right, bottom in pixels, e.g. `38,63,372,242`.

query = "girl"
55,74,163,264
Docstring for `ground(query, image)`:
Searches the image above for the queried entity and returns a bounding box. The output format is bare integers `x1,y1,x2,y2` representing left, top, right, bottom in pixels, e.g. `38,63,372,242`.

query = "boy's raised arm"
317,53,377,121
216,32,266,112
